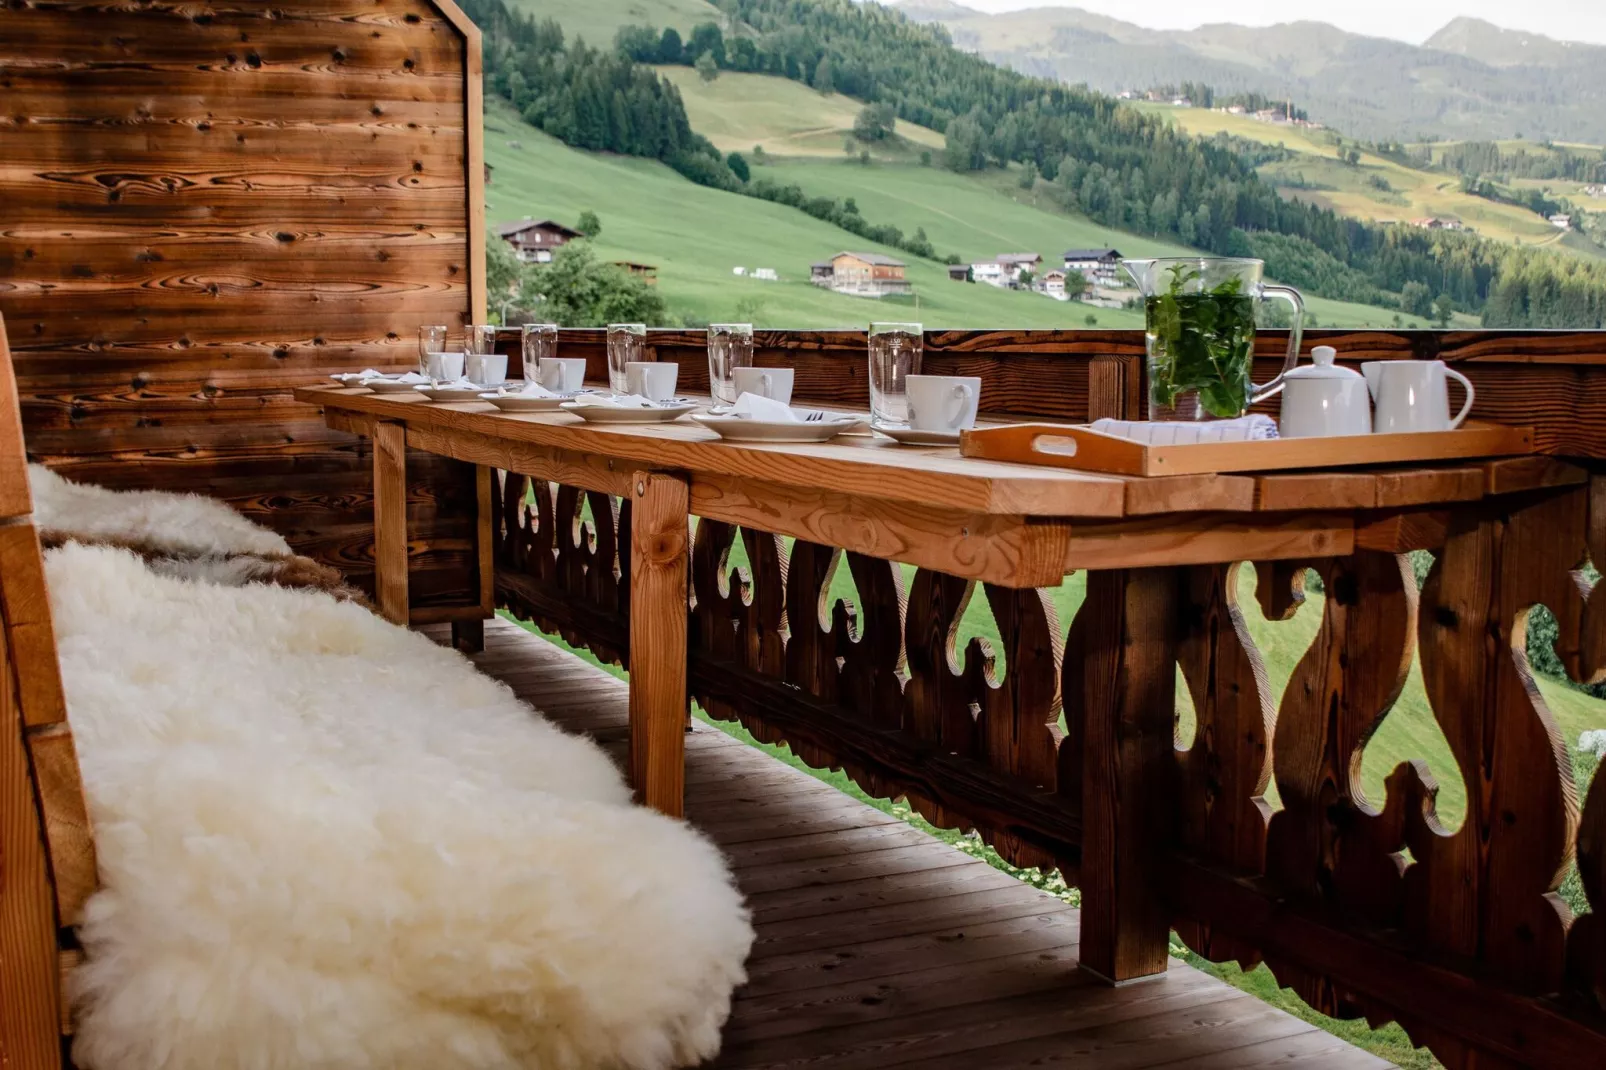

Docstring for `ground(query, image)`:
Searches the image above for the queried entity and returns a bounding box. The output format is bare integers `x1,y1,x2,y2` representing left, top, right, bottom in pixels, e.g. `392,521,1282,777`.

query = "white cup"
732,366,794,405
1362,360,1474,434
905,375,980,433
538,356,587,394
466,352,508,386
625,361,678,402
424,350,465,381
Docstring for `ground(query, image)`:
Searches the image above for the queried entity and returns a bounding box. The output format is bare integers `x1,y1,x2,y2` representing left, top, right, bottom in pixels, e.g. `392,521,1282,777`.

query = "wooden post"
1077,566,1183,984
372,421,409,627
629,471,689,817
451,464,496,654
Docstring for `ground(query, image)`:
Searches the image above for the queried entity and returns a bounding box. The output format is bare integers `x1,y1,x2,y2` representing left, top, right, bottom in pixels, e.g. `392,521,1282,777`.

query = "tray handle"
959,424,1150,476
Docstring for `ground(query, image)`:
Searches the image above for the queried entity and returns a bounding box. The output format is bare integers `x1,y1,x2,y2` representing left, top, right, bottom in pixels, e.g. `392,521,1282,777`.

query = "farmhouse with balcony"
496,217,583,262
1063,247,1125,287
809,251,912,297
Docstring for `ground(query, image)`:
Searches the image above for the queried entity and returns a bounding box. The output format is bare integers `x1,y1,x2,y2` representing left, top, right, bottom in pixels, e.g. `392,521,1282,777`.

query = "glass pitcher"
1121,257,1304,421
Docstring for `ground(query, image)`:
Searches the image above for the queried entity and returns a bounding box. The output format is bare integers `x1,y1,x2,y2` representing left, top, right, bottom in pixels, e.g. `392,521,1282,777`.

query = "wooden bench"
0,313,96,1067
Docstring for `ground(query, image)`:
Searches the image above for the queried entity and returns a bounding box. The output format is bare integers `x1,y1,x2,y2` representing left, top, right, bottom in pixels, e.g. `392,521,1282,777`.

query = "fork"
802,410,828,422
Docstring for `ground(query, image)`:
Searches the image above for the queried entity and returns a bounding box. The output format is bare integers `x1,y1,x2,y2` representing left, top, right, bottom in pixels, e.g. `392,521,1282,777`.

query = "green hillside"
1130,102,1606,262
507,0,715,49
657,66,944,158
484,99,1137,328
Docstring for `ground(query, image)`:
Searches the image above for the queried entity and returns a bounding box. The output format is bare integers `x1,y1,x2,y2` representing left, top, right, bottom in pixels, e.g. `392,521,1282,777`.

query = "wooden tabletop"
299,386,1575,521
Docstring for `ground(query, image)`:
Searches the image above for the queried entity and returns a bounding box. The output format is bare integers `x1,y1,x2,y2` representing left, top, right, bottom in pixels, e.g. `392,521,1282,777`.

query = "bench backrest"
0,313,95,1067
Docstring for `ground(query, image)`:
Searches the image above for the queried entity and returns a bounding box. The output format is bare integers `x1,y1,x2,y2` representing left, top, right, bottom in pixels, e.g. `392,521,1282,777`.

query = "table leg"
628,470,689,818
1077,566,1183,984
372,420,409,626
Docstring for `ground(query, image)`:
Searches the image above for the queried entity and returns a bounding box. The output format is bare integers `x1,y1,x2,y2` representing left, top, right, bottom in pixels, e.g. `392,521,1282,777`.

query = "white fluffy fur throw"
28,464,369,604
29,463,292,557
49,543,753,1070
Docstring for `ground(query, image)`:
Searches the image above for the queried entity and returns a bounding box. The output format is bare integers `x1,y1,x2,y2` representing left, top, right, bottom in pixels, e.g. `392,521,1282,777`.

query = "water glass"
607,323,646,394
867,322,923,426
418,325,448,376
707,323,754,406
522,323,558,382
460,324,493,382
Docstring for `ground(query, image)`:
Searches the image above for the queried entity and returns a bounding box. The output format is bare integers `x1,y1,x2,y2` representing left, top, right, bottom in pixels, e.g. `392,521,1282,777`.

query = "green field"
1131,102,1606,261
752,155,1444,329
484,99,1140,329
658,66,945,158
507,0,717,50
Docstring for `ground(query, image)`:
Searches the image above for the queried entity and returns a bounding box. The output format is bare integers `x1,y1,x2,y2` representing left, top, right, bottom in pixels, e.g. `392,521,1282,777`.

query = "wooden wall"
0,0,486,612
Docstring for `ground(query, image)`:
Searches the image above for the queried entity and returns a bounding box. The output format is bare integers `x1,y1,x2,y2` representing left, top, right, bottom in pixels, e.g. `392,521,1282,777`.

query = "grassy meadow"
484,98,1142,328
1130,102,1606,261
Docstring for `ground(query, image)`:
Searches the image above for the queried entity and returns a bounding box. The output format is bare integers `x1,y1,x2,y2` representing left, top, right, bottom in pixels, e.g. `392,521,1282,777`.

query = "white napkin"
361,370,429,384
332,369,383,382
423,377,479,391
568,393,656,409
730,392,798,422
1090,416,1279,445
502,381,559,398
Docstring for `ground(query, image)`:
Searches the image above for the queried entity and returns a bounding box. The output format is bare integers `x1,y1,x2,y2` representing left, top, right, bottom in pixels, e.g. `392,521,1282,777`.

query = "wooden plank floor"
453,618,1394,1069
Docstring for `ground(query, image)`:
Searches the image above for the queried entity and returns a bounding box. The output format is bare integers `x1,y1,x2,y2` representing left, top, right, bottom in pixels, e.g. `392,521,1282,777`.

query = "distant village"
498,215,1138,308
1116,88,1325,131
809,248,1129,304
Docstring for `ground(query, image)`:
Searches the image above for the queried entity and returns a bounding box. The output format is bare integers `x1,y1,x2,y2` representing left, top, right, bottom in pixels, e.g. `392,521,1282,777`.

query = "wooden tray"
959,421,1534,477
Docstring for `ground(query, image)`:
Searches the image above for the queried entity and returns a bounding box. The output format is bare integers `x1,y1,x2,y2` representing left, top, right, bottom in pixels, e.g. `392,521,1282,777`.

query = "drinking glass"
607,323,646,394
522,323,558,383
867,322,923,426
464,324,497,383
418,325,448,376
707,323,754,407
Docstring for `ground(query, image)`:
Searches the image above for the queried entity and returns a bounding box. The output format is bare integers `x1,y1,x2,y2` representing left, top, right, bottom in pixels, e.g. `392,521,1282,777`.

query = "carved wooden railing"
486,328,1606,1068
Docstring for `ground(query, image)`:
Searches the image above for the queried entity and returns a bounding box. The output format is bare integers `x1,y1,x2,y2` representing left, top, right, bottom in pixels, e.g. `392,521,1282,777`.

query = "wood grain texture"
628,471,688,817
3,0,484,615
372,420,409,625
1074,567,1183,983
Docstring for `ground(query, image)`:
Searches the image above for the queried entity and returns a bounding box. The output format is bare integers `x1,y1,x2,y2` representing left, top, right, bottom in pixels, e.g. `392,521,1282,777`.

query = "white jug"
1362,360,1474,434
1278,346,1371,438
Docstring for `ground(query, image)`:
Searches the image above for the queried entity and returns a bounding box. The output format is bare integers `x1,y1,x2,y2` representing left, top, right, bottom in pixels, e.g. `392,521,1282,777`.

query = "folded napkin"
1090,416,1279,445
332,368,384,382
730,392,798,422
425,377,479,391
360,370,429,384
567,393,657,409
496,381,559,398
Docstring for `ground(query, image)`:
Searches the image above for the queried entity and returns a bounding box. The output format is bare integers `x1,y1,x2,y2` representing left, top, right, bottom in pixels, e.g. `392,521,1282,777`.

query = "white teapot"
1278,345,1372,438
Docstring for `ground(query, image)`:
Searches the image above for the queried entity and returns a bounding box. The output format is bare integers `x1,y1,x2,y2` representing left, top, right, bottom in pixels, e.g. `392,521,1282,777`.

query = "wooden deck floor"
455,618,1393,1069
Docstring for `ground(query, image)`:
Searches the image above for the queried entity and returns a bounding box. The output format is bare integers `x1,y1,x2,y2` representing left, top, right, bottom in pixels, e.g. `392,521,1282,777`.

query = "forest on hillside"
463,0,1606,328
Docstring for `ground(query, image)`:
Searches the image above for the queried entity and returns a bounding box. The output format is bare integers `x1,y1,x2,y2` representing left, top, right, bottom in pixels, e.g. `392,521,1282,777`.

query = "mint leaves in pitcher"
1144,265,1258,419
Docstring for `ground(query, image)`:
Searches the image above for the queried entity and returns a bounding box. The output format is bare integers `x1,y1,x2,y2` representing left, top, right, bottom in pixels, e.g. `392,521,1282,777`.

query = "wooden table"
297,383,1581,991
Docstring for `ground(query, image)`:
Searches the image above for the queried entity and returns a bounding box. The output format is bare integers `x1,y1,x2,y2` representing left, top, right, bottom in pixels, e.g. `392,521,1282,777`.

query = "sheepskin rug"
28,464,369,604
48,543,753,1070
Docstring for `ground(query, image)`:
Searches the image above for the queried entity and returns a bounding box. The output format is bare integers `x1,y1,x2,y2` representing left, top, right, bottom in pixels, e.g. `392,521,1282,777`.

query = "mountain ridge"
890,5,1606,144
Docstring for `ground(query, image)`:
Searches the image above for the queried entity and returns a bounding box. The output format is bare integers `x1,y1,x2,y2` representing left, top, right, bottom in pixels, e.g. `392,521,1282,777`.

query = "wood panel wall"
0,0,486,611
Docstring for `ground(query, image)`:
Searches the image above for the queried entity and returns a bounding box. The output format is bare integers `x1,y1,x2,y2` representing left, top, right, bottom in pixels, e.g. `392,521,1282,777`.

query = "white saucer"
876,425,964,446
559,400,697,423
480,392,570,412
690,413,858,443
363,378,428,394
415,385,486,402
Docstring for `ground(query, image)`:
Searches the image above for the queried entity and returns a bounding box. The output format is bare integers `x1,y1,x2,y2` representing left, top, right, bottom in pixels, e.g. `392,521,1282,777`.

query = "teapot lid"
1284,345,1361,381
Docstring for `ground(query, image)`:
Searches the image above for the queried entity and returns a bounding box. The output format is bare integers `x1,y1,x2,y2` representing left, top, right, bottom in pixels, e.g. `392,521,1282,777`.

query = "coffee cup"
466,352,508,386
625,361,679,402
537,356,587,394
424,350,465,381
731,366,794,405
905,375,980,433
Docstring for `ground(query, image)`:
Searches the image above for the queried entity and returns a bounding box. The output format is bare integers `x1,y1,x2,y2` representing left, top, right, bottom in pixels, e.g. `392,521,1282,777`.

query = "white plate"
559,401,697,423
363,378,427,394
690,413,857,443
876,425,964,446
481,392,570,412
416,385,486,402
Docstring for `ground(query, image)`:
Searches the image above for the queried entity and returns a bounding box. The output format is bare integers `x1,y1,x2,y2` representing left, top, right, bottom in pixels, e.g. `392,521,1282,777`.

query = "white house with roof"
1063,248,1125,288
